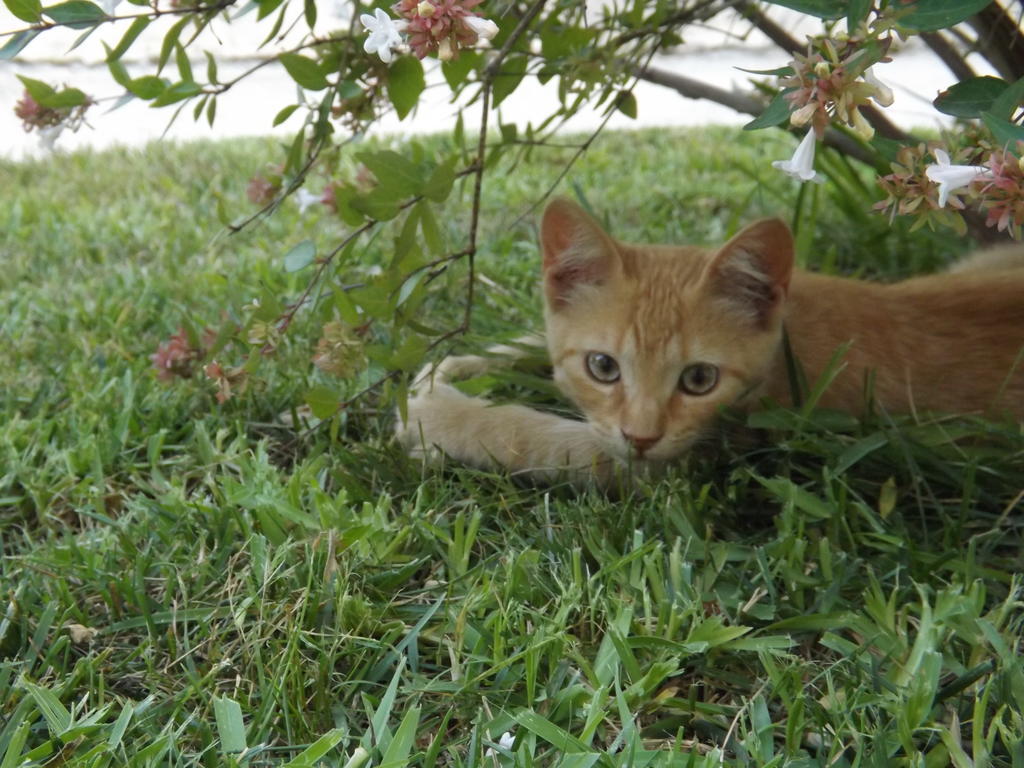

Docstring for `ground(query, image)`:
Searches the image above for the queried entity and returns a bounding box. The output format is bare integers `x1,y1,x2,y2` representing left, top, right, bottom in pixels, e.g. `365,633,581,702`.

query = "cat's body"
397,200,1024,484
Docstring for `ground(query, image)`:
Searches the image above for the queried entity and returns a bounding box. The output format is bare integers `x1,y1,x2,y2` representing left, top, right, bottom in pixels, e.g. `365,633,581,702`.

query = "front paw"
394,382,482,463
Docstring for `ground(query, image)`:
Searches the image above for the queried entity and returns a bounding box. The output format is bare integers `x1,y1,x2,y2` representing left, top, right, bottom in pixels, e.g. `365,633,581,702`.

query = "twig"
0,0,235,38
459,0,549,332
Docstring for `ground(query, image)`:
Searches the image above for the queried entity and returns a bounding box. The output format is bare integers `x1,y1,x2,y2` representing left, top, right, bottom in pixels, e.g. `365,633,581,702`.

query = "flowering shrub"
4,0,1023,408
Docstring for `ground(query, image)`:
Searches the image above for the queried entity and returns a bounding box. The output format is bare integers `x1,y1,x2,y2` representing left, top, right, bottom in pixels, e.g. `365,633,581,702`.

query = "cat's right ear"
541,198,622,311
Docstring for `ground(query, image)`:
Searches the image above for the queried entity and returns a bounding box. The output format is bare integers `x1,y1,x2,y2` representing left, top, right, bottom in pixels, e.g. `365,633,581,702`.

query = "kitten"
396,199,1024,484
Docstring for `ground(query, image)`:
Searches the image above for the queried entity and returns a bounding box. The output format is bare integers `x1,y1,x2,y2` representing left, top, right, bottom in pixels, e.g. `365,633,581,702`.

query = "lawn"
1,127,1022,767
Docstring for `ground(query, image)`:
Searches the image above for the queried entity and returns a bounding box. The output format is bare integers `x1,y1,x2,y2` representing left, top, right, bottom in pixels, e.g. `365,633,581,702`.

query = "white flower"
772,130,824,184
863,67,894,108
484,731,515,757
437,37,454,61
465,16,499,41
38,124,64,151
360,8,404,63
925,148,992,208
294,188,322,213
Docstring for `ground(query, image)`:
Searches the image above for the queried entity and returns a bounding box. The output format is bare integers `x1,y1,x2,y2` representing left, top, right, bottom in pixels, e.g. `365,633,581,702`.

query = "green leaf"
358,149,425,197
213,697,247,754
281,731,346,768
387,56,425,120
418,200,443,254
284,239,316,272
305,386,339,419
19,679,71,737
157,16,189,75
982,111,1024,151
256,0,285,20
846,0,872,29
755,475,835,520
989,75,1024,120
513,710,589,752
379,706,420,768
934,76,1008,118
422,155,457,202
39,87,88,108
175,42,193,83
127,75,166,99
0,720,31,768
17,75,55,103
492,54,527,107
759,0,844,19
899,0,993,31
42,0,106,28
744,91,792,130
4,0,42,23
0,29,40,59
441,51,479,90
149,80,201,107
205,51,218,84
396,270,428,309
303,0,316,28
279,53,328,90
106,15,149,61
273,104,300,126
615,90,637,119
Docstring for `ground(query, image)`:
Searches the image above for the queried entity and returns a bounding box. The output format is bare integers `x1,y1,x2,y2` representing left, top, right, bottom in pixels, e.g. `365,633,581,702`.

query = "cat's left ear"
706,218,793,327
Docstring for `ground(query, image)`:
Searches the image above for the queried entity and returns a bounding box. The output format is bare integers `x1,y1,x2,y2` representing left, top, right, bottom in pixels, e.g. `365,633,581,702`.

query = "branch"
966,0,1024,81
920,31,976,82
637,64,1006,243
636,66,877,165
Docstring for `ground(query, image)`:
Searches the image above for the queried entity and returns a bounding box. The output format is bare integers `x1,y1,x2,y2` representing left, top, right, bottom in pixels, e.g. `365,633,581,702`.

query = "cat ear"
706,218,793,326
541,198,622,311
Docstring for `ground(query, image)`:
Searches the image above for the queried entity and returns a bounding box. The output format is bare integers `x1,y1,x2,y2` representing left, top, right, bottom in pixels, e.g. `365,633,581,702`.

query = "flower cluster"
312,320,366,377
980,144,1024,236
14,89,92,149
204,361,249,403
247,171,282,206
361,0,498,63
150,327,216,381
874,143,1000,235
780,36,893,141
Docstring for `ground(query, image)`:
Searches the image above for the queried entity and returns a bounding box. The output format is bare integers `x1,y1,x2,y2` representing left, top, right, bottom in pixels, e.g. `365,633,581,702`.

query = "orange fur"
397,199,1024,482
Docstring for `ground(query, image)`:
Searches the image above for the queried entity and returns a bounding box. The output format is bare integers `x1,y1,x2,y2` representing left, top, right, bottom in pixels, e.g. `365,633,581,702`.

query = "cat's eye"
679,363,719,395
585,352,620,383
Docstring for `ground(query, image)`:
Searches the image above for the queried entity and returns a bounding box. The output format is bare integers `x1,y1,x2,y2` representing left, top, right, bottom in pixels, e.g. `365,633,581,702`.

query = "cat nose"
621,430,663,455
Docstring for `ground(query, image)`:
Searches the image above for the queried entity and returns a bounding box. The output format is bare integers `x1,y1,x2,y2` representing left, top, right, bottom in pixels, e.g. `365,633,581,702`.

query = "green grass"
1,127,1022,768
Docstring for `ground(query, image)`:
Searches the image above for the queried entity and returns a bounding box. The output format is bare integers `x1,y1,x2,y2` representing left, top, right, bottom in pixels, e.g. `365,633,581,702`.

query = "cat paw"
394,379,484,463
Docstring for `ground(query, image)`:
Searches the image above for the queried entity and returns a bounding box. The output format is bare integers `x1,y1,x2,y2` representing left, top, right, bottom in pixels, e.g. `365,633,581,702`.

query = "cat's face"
540,199,793,463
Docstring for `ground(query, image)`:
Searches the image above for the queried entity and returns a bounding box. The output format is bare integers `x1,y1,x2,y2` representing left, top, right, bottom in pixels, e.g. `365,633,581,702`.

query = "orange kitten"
397,199,1024,483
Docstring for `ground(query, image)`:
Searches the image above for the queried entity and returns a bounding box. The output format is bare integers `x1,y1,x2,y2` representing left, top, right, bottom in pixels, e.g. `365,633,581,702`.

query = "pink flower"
151,328,199,380
980,144,1024,235
393,0,496,60
247,175,279,206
